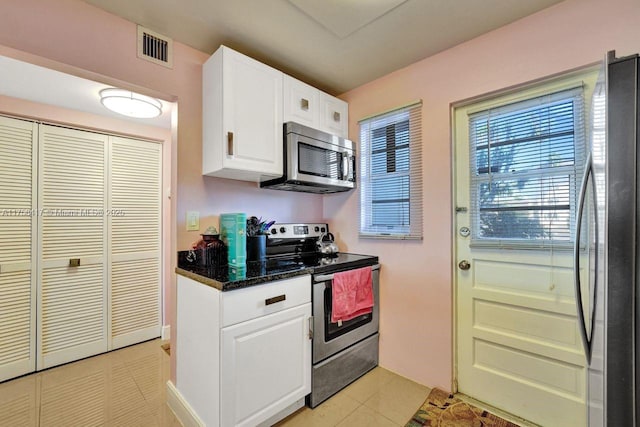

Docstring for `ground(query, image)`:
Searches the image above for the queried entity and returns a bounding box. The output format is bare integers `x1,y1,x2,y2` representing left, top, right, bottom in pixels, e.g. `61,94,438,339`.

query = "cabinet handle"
227,131,234,156
265,294,286,305
333,111,341,122
300,98,309,111
69,258,81,267
308,316,314,340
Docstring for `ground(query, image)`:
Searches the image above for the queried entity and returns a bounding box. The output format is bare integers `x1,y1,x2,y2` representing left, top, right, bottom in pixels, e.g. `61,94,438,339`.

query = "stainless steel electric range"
265,223,380,408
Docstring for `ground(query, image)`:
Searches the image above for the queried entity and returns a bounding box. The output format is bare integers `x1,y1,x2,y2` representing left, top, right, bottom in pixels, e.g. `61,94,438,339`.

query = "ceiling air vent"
137,26,173,69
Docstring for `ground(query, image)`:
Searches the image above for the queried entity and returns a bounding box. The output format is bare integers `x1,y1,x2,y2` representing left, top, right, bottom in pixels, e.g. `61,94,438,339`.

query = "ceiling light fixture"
99,88,162,118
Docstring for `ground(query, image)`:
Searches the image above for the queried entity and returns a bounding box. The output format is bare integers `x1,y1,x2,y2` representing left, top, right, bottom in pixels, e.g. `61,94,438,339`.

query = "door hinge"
455,206,468,213
308,316,314,340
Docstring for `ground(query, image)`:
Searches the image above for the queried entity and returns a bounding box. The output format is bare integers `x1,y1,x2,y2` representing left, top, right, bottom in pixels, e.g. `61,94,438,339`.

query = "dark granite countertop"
175,262,313,291
176,251,378,291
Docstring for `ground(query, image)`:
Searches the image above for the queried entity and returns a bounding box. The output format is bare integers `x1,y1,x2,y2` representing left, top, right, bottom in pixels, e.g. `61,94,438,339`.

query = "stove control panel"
267,223,328,239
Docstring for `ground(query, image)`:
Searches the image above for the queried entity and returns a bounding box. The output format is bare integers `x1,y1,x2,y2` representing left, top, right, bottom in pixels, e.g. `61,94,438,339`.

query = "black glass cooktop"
177,250,378,291
270,252,378,274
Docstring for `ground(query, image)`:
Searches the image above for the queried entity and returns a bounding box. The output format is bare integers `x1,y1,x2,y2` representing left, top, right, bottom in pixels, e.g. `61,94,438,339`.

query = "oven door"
287,132,355,189
312,265,379,364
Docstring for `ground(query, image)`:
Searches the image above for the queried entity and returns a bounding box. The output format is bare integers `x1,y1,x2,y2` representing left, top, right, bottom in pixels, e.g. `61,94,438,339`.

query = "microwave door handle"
342,153,350,180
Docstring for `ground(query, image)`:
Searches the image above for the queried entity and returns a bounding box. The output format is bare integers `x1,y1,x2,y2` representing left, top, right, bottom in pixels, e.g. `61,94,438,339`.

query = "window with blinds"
359,101,423,239
469,87,586,247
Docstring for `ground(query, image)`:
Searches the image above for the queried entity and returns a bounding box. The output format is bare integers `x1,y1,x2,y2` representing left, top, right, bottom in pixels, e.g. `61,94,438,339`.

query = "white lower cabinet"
221,304,311,427
176,274,312,427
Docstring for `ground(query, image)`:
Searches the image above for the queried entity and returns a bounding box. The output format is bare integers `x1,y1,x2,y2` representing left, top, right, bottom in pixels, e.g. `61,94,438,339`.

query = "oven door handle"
313,264,380,283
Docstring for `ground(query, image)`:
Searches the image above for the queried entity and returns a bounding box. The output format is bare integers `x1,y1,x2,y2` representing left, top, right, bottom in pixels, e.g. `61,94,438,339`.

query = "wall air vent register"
137,25,173,69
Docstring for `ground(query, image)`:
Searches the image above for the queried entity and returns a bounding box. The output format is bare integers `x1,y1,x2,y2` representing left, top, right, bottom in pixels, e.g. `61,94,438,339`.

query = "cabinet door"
320,94,349,138
110,137,162,349
0,116,37,382
222,47,283,178
220,303,311,427
38,125,108,370
283,76,319,128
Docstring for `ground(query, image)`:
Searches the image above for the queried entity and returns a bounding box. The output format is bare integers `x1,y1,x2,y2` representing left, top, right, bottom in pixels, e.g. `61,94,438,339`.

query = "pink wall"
0,0,322,382
326,0,640,390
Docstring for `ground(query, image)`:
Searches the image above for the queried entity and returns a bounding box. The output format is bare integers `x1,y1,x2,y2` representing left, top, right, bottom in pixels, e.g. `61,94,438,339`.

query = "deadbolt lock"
458,260,471,270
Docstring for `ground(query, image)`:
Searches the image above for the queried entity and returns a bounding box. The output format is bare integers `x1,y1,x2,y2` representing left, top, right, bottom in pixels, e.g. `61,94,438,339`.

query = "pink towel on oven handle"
331,266,374,323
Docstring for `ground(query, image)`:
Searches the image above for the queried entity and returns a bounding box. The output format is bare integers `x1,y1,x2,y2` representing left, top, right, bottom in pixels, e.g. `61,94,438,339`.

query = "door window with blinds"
359,102,423,239
469,87,586,247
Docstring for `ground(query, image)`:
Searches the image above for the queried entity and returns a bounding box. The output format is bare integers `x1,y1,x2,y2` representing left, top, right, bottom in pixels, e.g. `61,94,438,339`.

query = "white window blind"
469,87,586,247
359,101,423,239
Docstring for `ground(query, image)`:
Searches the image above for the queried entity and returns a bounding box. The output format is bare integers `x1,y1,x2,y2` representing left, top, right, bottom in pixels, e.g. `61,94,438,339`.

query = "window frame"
359,101,423,240
456,69,600,250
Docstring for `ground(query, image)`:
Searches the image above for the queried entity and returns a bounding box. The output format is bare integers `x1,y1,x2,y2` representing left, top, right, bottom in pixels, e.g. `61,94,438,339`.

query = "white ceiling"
83,0,565,94
0,56,172,129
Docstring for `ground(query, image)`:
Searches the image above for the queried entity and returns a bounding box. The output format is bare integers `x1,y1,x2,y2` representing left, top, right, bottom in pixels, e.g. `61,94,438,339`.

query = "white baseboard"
166,380,205,427
161,325,171,340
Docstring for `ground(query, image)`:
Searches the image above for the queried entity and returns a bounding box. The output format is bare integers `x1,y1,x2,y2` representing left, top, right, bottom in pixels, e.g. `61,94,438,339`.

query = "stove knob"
279,227,286,233
320,227,326,232
314,226,320,232
271,228,278,235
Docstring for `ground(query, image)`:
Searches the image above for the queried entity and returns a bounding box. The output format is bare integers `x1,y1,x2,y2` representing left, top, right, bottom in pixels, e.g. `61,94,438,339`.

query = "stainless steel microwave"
260,122,356,193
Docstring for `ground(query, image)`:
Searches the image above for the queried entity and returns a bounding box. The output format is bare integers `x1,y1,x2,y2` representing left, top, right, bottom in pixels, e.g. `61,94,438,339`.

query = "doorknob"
458,260,471,270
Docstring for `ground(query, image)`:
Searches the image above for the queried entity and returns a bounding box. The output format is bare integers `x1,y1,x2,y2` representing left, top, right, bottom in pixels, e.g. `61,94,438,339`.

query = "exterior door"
454,71,599,427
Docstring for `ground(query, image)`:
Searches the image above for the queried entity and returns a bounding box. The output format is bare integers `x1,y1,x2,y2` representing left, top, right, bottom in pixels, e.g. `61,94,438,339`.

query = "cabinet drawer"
221,275,311,327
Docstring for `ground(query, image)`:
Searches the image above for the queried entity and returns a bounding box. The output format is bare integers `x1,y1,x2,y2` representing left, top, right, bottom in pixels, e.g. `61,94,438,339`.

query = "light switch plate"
186,211,199,231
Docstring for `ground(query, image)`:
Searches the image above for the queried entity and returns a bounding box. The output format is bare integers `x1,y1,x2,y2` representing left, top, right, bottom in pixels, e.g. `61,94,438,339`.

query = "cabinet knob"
333,111,341,122
227,131,234,156
300,98,309,111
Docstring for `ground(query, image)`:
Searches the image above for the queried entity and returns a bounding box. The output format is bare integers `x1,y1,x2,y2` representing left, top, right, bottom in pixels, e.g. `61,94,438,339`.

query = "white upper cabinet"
283,76,319,128
202,45,283,182
320,92,348,138
203,46,350,182
283,75,349,139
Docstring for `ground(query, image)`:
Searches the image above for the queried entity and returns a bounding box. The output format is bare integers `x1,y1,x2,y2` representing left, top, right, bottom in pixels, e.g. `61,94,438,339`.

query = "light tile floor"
0,339,180,426
275,367,431,427
0,340,432,427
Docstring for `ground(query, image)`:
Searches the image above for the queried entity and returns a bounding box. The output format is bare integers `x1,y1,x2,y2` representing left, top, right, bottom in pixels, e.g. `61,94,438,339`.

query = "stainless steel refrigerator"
576,50,639,427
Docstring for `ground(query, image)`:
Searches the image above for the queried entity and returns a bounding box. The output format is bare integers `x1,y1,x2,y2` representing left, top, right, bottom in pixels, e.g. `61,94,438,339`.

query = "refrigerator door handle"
574,152,593,363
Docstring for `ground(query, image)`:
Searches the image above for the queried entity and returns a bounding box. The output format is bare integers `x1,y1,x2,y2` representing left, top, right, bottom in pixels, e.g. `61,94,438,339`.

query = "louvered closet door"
0,116,37,382
110,136,161,349
38,125,108,370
